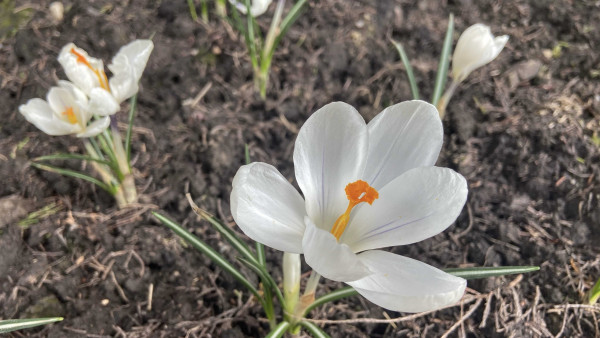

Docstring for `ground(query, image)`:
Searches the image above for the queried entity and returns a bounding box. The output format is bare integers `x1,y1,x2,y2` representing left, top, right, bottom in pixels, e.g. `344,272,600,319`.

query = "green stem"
83,140,120,189
257,0,286,99
110,123,137,207
125,94,137,163
215,0,227,17
437,79,459,119
282,253,301,323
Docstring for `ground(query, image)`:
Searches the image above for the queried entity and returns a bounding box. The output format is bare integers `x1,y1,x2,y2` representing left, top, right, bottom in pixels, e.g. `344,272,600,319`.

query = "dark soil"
1,0,600,337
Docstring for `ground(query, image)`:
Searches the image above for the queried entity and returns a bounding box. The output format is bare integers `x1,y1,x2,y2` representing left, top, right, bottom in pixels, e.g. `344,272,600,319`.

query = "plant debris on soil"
1,0,600,337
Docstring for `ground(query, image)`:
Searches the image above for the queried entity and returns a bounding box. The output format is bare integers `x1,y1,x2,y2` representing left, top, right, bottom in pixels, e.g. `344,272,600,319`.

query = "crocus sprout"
231,100,468,312
229,0,273,16
437,23,508,117
229,0,306,99
19,81,109,138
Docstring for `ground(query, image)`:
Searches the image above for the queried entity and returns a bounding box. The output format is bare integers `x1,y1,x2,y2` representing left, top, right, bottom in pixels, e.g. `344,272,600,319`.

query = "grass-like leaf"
238,256,285,306
187,0,198,21
125,94,137,163
265,321,290,338
431,13,454,106
97,131,123,179
33,153,115,173
391,38,419,100
304,286,358,316
444,266,540,280
300,320,331,338
152,212,265,307
270,0,307,60
31,162,114,194
18,202,63,228
245,0,259,70
588,277,600,304
186,194,258,265
0,317,63,334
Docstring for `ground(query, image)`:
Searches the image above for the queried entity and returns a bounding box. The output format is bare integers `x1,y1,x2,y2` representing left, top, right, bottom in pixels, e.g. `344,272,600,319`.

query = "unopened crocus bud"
452,24,508,83
229,0,272,17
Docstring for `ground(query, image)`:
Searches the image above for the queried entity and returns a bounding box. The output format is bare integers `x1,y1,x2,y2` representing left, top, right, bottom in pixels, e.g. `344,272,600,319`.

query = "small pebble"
49,2,64,23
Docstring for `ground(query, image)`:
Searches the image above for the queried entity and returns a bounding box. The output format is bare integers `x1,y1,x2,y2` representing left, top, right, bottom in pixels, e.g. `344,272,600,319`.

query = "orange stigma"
70,48,110,91
62,107,78,124
330,180,379,240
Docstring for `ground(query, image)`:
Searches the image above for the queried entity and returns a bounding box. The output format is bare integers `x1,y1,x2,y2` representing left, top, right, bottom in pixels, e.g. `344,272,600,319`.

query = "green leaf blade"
0,317,63,334
391,39,419,100
30,162,115,194
152,212,263,304
33,153,112,166
265,321,290,338
431,13,454,106
186,194,259,266
304,287,358,316
588,277,600,304
444,266,540,280
300,320,331,338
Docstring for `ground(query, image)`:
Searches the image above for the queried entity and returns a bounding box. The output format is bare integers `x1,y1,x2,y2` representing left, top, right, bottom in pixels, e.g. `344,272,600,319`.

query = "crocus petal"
230,162,306,253
46,87,72,116
452,24,508,82
110,40,153,80
362,101,443,190
343,166,468,253
293,102,368,231
58,43,105,95
19,99,79,135
76,116,110,138
302,217,371,282
108,39,153,103
46,86,89,129
88,88,120,116
57,80,88,106
229,0,272,16
348,250,466,313
57,80,91,123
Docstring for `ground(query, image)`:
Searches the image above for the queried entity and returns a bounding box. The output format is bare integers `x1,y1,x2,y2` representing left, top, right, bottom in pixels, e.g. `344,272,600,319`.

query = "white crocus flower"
57,39,153,116
19,81,110,138
229,0,272,16
452,24,509,83
231,101,469,313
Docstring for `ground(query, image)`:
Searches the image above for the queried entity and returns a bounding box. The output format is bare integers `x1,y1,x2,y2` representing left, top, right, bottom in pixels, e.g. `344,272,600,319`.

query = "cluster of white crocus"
229,0,272,16
19,40,153,138
231,100,468,312
452,24,508,83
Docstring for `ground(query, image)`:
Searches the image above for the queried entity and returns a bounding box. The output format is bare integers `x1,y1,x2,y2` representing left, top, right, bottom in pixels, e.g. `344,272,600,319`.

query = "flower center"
70,48,110,91
330,180,379,240
61,107,78,124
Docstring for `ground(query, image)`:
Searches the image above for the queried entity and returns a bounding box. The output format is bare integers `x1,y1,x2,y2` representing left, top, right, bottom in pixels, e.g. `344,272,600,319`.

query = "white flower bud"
452,24,508,82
